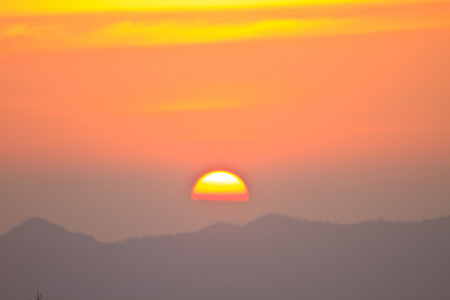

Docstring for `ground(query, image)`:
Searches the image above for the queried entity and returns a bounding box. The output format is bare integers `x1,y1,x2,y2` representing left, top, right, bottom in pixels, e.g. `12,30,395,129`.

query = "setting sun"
191,171,249,201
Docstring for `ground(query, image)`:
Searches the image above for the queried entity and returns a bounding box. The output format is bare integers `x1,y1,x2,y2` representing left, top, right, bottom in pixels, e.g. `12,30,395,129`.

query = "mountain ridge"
3,214,449,243
1,213,449,300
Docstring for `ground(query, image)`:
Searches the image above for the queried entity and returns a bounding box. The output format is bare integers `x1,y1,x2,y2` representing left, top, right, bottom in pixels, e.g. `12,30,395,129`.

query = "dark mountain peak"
245,213,299,228
4,217,67,237
198,222,241,234
2,217,98,245
22,217,60,228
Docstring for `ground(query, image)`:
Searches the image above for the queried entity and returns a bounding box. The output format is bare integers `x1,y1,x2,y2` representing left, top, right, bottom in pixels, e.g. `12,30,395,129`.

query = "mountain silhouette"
2,217,97,245
1,215,449,300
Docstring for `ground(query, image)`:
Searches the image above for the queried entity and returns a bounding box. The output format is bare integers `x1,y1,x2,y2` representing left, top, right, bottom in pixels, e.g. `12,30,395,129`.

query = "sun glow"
191,171,249,201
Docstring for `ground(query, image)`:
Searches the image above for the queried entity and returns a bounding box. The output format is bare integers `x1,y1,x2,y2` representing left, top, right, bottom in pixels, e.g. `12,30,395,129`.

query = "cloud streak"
2,11,449,52
1,0,443,16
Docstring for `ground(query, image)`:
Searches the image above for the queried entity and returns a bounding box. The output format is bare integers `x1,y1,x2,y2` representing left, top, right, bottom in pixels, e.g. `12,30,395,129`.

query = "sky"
1,0,450,242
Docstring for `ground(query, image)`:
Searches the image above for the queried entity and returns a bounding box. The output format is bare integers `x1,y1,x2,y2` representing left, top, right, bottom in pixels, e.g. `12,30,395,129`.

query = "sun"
191,171,249,201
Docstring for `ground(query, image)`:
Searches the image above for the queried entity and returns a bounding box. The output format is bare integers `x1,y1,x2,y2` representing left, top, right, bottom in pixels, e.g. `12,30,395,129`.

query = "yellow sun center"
191,171,249,201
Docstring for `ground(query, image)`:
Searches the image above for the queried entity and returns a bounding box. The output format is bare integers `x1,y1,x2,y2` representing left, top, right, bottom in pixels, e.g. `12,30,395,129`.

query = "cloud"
72,18,346,47
0,18,347,51
0,0,437,16
1,23,64,38
1,1,449,52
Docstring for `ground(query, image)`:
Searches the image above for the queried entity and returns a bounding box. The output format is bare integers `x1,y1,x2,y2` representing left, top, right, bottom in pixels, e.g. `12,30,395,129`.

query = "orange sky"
1,0,449,240
1,23,449,168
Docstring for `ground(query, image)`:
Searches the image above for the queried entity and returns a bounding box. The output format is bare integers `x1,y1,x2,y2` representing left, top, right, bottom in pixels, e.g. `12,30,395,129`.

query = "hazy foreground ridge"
1,215,449,300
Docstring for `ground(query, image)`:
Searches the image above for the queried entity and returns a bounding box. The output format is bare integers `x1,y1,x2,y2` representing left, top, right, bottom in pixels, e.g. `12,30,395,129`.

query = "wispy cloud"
1,0,440,16
1,1,449,52
72,18,346,46
0,18,345,51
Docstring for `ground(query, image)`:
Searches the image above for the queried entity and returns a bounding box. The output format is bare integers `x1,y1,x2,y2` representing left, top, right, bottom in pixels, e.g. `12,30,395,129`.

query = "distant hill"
1,215,449,300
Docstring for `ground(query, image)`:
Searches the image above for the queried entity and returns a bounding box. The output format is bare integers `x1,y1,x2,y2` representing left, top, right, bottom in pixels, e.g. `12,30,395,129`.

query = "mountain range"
1,214,449,300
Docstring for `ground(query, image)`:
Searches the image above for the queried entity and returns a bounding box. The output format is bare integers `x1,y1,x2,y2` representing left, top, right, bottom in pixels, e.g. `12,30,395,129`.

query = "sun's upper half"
191,171,249,201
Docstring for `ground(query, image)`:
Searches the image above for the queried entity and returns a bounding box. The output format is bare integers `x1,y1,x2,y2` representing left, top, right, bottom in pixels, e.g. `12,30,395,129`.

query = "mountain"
1,215,449,300
2,217,97,246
